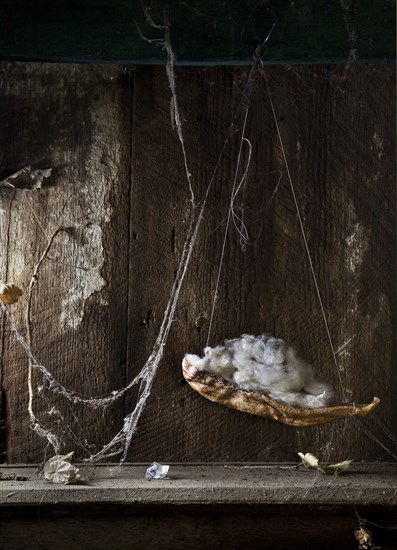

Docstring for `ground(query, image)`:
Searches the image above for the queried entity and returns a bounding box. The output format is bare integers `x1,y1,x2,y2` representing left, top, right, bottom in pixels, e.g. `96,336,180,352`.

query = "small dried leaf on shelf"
298,452,353,475
319,460,354,475
297,452,319,469
43,452,81,484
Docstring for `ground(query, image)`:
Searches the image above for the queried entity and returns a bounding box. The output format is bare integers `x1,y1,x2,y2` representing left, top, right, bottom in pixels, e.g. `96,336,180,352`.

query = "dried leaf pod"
182,358,380,427
0,282,22,304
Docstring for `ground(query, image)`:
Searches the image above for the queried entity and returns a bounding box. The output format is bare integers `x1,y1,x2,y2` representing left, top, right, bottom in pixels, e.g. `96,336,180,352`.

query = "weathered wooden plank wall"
130,64,396,463
0,63,132,462
0,62,395,463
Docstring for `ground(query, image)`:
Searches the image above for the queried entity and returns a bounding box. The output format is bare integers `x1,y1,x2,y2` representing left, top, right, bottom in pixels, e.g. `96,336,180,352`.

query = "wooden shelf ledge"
1,463,396,550
1,463,396,508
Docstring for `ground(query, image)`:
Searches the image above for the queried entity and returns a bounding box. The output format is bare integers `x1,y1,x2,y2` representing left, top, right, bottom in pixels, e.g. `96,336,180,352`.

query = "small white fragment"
44,452,81,484
145,462,169,479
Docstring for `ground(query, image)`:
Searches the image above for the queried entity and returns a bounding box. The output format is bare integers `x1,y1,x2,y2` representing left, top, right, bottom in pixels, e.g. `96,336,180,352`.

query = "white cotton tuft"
184,354,209,372
203,345,235,380
184,334,333,408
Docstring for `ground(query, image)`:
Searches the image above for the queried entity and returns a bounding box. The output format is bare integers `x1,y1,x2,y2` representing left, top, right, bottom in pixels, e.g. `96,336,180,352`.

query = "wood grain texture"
0,62,132,462
0,63,395,465
1,463,396,506
128,64,396,462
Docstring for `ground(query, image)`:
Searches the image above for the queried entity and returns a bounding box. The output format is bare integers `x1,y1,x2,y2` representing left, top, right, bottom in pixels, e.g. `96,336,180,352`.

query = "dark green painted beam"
0,1,394,65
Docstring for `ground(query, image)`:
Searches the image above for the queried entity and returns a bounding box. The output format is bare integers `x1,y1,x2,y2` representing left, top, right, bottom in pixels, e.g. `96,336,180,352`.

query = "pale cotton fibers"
185,334,333,408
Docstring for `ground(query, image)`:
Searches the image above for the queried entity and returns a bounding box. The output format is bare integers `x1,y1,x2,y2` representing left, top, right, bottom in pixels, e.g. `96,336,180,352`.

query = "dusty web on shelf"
0,9,396,474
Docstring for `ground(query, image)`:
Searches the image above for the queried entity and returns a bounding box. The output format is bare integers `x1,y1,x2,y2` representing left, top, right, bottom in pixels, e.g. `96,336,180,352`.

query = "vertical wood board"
128,64,396,462
0,63,132,462
0,62,395,464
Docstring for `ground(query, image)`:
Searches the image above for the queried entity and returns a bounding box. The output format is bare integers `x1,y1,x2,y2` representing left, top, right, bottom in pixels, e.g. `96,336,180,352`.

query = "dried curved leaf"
354,524,380,550
297,452,319,469
44,452,81,484
0,165,52,190
320,460,353,475
182,358,380,427
298,452,353,474
0,282,22,304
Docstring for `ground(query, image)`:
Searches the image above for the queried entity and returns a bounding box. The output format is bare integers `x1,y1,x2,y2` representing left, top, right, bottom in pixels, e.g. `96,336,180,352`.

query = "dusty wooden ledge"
1,463,396,508
1,465,396,550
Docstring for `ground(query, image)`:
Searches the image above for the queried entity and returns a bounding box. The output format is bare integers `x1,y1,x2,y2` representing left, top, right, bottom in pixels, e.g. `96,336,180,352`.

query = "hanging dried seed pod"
182,358,380,427
0,282,22,304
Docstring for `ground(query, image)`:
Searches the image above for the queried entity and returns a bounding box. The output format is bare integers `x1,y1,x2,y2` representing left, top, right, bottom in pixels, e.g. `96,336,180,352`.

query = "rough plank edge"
0,464,396,508
0,0,394,65
0,55,394,66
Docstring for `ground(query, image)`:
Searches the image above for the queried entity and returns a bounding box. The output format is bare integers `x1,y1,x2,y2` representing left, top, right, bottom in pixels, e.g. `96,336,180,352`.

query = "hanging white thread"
163,16,196,208
258,60,346,401
136,8,196,207
206,107,251,346
231,137,252,251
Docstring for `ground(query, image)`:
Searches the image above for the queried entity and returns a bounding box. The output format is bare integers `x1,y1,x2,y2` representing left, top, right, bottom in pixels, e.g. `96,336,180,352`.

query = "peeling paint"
335,336,355,357
11,251,27,278
365,293,391,334
58,96,123,330
0,207,8,279
372,131,384,160
345,221,369,273
60,224,106,330
333,194,372,386
296,140,301,162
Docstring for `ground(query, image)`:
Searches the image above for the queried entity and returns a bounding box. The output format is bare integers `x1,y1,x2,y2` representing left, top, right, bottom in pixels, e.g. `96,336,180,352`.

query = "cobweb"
0,7,396,472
